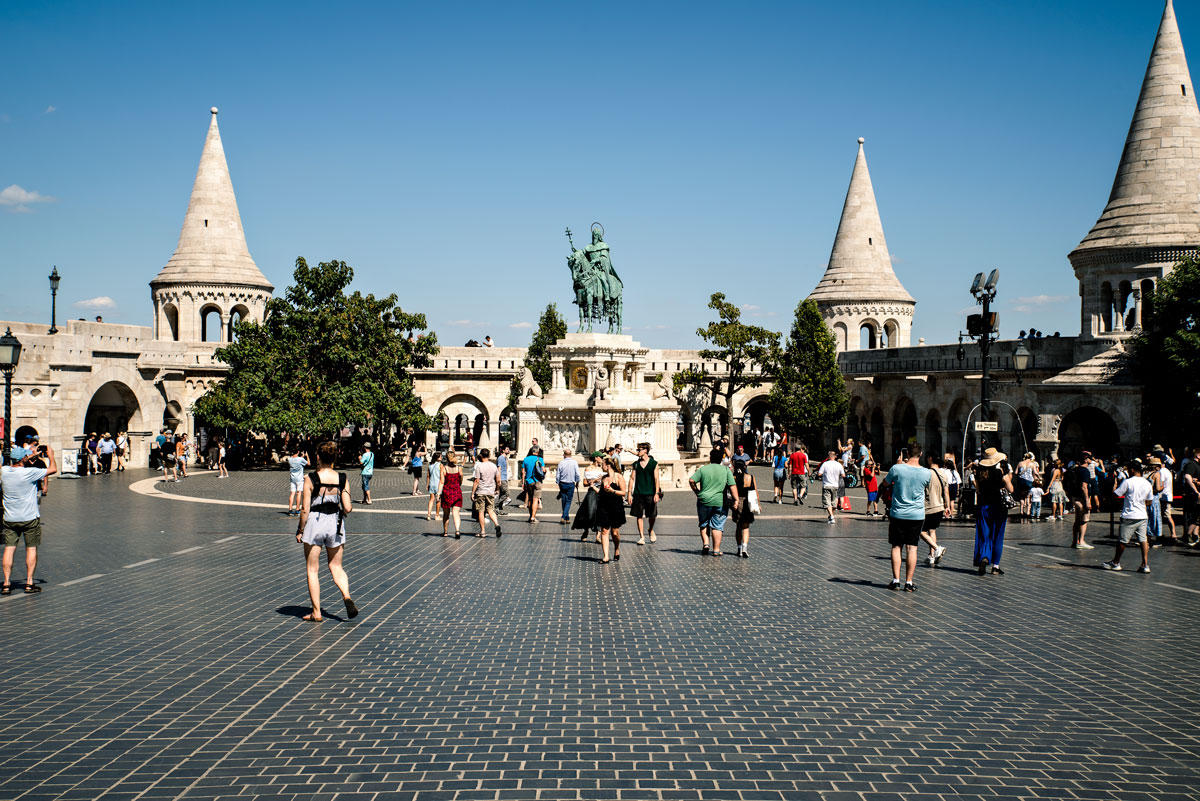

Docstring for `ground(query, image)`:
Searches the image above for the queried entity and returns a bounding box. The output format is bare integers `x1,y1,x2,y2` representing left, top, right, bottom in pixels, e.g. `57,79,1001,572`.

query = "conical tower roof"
808,138,914,305
1073,0,1200,255
152,108,273,290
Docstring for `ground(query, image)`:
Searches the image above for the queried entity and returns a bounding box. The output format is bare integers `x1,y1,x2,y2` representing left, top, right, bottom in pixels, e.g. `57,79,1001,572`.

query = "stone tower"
808,137,915,352
1069,0,1200,347
150,108,273,343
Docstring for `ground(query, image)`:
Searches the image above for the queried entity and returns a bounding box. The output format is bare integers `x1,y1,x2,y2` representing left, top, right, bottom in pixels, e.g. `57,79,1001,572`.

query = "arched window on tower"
1140,279,1155,328
859,323,877,350
832,322,848,351
163,303,180,342
1099,282,1113,333
200,305,223,343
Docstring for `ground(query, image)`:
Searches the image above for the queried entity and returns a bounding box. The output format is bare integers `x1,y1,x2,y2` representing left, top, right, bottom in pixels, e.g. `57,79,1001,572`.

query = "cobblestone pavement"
2,466,1199,800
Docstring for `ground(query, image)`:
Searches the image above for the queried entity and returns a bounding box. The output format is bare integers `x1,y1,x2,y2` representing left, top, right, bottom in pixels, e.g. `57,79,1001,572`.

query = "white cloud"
45,105,56,114
0,184,56,213
509,321,533,329
1011,295,1069,313
445,319,488,327
741,304,761,311
74,296,117,310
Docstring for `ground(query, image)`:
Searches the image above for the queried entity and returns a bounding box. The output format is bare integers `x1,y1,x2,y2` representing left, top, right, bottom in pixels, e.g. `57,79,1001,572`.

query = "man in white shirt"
1103,461,1157,574
818,452,845,524
2,444,58,594
1154,457,1177,544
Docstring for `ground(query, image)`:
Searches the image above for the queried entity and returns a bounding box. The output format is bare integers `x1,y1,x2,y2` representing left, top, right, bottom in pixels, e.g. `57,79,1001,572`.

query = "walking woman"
732,459,756,558
116,431,128,472
574,451,607,542
596,456,627,563
1015,452,1039,520
426,451,443,520
972,447,1015,576
410,444,426,495
296,440,358,622
772,448,787,503
440,450,464,538
1048,459,1068,520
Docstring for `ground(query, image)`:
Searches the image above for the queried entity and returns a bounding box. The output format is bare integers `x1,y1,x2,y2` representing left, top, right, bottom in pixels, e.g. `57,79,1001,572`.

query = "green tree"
767,299,849,444
1131,254,1200,443
193,257,438,442
509,303,568,409
674,293,779,443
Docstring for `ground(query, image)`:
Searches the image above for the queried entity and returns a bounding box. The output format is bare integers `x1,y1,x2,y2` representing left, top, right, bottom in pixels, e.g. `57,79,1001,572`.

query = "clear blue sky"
0,0,1186,347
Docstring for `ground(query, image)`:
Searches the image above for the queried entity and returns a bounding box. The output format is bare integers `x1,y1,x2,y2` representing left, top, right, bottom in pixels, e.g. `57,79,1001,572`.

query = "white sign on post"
974,421,999,432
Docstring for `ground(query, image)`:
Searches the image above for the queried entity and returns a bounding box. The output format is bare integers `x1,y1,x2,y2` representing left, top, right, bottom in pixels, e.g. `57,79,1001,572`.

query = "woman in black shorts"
595,457,627,563
732,459,756,558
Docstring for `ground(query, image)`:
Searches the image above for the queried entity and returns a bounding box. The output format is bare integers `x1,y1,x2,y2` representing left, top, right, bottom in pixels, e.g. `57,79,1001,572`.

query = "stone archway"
1058,406,1120,462
85,382,143,438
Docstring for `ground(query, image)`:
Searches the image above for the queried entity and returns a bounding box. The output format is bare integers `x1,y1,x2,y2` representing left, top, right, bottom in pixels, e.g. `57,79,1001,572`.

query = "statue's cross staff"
565,226,574,250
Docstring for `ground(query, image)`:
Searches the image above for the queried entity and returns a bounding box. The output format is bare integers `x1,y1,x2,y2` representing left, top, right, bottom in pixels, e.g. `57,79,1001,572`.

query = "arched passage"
13,425,38,447
1012,407,1037,460
924,408,942,459
869,408,885,456
740,396,771,444
891,397,918,456
947,396,973,461
701,404,729,442
163,400,184,433
437,394,488,453
86,382,142,437
1058,406,1120,462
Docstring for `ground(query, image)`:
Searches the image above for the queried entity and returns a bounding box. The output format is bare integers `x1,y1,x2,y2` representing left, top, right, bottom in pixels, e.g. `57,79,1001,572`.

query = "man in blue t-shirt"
880,443,931,592
519,447,546,523
2,444,57,594
287,447,309,516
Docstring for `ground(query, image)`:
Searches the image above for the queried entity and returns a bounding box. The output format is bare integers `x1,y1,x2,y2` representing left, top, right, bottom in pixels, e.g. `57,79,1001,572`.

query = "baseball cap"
9,446,30,462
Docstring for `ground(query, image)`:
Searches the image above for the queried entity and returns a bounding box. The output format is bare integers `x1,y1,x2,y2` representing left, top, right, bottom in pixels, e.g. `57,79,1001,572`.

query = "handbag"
999,487,1019,509
747,488,761,514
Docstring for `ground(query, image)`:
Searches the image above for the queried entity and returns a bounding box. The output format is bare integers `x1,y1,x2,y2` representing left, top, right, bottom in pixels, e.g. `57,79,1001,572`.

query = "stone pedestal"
517,333,690,485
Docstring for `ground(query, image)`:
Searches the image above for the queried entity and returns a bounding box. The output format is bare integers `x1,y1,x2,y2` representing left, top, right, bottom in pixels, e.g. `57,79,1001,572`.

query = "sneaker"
637,536,646,546
889,579,901,591
495,526,502,539
1137,565,1151,574
1102,561,1122,571
650,533,656,543
904,582,917,592
1077,542,1095,550
826,517,835,524
925,555,936,567
934,545,947,565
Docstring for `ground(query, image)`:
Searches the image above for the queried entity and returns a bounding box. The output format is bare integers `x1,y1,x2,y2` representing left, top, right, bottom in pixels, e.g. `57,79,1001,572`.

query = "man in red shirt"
788,444,810,505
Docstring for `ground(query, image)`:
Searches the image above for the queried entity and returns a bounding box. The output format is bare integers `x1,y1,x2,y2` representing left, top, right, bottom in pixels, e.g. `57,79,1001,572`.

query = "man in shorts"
1103,460,1155,573
359,442,374,505
471,448,502,538
1067,453,1094,549
626,442,661,545
788,443,809,505
496,444,511,514
817,451,844,524
287,446,309,516
880,443,930,591
1180,446,1200,546
2,444,57,594
519,447,545,523
690,447,737,556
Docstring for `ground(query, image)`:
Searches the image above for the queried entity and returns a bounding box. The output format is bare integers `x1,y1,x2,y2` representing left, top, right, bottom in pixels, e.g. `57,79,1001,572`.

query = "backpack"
531,457,545,483
1064,465,1089,500
309,471,348,529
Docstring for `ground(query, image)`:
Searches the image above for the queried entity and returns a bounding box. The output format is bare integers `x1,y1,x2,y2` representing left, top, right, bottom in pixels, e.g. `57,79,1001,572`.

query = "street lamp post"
1012,340,1031,386
0,328,23,463
965,270,1000,458
48,266,61,334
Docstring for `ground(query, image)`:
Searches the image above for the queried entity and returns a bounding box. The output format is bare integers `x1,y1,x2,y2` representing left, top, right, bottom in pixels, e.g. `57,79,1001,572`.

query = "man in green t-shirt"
626,442,661,545
689,447,738,556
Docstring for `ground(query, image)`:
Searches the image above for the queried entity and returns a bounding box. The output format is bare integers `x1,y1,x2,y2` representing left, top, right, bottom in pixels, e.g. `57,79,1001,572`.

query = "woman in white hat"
971,448,1015,575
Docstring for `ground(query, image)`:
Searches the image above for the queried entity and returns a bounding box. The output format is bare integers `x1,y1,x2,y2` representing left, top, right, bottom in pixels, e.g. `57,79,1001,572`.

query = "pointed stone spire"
1073,0,1200,254
808,138,914,304
152,108,273,290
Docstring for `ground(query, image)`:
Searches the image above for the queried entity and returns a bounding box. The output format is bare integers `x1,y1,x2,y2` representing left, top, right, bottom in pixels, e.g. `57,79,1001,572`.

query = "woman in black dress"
596,456,628,563
732,459,756,558
573,451,607,541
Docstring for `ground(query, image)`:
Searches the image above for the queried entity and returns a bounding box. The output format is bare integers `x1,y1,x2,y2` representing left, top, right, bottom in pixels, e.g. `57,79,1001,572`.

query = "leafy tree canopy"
193,257,438,440
510,303,568,409
1132,254,1200,442
674,293,780,439
767,299,849,443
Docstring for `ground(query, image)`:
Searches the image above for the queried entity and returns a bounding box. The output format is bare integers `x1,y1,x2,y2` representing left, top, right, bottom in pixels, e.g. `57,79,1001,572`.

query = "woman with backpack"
296,440,358,622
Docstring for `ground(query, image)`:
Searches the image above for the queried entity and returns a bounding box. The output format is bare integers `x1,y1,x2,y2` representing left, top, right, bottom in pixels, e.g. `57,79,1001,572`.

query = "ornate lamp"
48,266,61,334
0,327,22,460
1013,339,1031,385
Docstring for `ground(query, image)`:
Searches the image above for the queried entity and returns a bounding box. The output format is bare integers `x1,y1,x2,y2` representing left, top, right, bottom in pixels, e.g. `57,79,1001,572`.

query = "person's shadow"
827,577,891,590
276,605,345,622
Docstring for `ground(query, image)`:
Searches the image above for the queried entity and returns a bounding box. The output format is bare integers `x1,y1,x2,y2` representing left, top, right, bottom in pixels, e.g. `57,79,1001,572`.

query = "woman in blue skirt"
971,448,1015,575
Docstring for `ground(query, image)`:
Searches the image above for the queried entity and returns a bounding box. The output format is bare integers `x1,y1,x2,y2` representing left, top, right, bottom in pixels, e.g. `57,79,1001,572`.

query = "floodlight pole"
978,291,993,458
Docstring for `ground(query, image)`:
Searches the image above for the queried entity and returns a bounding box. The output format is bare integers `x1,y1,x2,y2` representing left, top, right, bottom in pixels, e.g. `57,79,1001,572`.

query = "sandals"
0,584,11,596
23,584,41,594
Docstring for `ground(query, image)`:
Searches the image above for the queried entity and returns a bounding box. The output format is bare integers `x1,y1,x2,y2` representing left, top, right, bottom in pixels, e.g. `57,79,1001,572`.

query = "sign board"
61,451,78,474
974,421,999,432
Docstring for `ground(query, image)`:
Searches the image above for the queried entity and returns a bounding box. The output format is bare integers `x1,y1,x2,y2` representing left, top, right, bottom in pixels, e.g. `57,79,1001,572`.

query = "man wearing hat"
1103,460,1157,573
97,432,117,474
1,443,57,594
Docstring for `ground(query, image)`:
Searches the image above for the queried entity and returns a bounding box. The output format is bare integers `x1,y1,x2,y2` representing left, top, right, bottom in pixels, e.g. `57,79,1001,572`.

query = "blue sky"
0,0,1186,347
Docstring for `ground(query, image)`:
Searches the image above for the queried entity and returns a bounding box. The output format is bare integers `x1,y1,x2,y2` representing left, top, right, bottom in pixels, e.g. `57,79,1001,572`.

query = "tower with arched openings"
150,108,273,345
807,138,915,353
